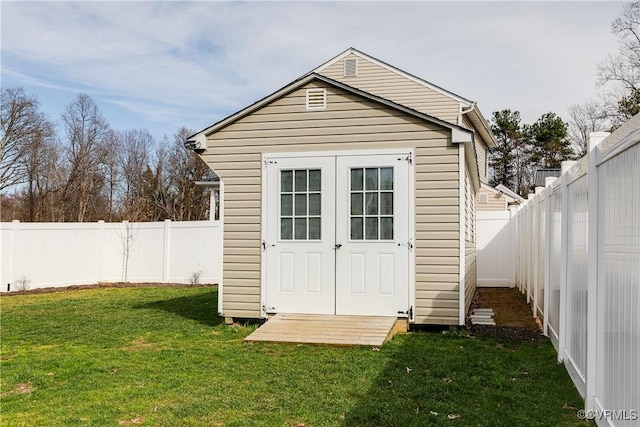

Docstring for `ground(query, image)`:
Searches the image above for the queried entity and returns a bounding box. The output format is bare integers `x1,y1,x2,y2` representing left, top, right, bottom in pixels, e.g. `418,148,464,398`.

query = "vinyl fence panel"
596,141,640,427
1,220,220,290
476,210,515,287
547,186,563,350
565,173,589,395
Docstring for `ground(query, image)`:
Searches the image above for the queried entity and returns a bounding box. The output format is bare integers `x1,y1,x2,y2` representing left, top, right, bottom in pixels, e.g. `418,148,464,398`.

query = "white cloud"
0,1,626,135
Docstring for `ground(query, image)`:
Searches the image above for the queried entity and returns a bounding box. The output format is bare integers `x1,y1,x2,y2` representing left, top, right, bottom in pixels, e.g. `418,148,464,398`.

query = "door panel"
264,156,336,314
335,155,410,316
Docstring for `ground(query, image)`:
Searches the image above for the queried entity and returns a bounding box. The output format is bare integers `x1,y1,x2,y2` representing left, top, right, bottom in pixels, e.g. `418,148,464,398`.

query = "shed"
188,48,498,326
533,168,561,187
477,183,524,211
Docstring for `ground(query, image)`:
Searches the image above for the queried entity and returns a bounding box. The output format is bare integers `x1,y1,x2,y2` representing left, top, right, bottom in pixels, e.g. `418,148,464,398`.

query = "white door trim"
260,148,415,319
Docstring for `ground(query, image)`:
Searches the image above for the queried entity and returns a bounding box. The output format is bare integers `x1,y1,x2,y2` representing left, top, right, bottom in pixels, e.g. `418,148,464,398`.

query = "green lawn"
1,287,588,426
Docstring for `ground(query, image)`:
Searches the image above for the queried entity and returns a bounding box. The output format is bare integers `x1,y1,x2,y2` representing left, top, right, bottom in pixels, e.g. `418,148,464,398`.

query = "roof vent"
306,88,326,110
344,58,357,77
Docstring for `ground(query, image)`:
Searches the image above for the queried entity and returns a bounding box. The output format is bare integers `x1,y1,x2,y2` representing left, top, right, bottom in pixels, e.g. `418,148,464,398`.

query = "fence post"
96,220,105,283
7,220,20,292
162,219,171,283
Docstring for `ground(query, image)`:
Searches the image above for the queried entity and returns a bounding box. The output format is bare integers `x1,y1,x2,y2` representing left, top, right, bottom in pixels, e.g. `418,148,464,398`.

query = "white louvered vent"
306,88,326,110
344,58,357,76
479,194,489,204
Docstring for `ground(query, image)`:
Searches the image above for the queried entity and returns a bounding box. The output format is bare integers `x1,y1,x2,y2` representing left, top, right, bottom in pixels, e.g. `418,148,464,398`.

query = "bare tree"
21,136,63,221
117,129,155,221
158,127,215,221
1,87,55,191
597,1,640,126
59,94,112,222
567,101,609,158
99,129,121,222
2,90,216,223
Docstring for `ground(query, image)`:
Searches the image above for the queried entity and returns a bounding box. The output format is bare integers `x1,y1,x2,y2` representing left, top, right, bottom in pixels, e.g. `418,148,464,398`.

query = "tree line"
2,3,637,218
1,90,215,222
489,2,640,197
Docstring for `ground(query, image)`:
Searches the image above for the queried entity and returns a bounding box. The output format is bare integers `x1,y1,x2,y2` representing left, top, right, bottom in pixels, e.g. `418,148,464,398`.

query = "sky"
0,1,627,142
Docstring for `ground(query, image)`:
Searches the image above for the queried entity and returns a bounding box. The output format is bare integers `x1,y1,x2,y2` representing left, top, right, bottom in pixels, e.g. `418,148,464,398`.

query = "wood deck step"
244,313,402,346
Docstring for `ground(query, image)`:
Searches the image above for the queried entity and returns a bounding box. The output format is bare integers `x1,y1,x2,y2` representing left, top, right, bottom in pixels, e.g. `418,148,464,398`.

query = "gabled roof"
190,72,474,143
312,48,498,148
494,184,526,204
312,47,474,106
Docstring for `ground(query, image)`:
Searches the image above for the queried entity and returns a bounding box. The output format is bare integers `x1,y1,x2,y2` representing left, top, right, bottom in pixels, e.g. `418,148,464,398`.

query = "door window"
280,169,321,240
349,167,394,240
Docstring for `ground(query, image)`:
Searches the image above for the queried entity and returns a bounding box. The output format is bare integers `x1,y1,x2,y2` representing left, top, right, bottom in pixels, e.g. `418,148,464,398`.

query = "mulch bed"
0,282,217,297
467,287,546,342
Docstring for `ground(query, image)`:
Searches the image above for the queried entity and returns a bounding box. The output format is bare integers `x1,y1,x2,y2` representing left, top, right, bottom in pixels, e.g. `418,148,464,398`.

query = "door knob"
335,244,343,249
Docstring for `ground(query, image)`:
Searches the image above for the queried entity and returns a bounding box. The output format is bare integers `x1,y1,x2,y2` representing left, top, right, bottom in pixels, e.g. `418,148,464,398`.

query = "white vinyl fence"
476,210,517,287
513,120,640,426
1,220,221,291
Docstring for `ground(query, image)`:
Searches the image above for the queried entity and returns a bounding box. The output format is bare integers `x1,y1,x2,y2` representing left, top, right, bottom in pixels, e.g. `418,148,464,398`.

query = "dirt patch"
472,287,539,328
0,282,217,296
468,287,545,342
122,338,154,352
1,382,36,397
118,417,144,425
14,382,34,394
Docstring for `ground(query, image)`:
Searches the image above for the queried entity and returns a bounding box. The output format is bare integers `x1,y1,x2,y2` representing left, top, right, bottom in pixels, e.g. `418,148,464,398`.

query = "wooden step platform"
244,313,403,346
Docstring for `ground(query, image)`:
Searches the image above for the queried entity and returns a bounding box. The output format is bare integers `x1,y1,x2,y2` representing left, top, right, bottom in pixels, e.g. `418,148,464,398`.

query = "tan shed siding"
204,82,460,324
477,186,507,211
477,141,487,184
465,243,476,314
463,158,477,317
464,172,471,242
319,53,460,124
464,168,476,243
462,116,489,184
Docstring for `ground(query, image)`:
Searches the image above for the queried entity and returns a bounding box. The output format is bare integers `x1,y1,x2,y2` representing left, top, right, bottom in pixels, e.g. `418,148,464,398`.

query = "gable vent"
344,58,358,77
479,194,488,204
306,88,326,110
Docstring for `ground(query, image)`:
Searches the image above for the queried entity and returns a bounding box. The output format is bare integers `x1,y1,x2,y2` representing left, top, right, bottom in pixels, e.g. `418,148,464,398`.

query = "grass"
0,286,588,426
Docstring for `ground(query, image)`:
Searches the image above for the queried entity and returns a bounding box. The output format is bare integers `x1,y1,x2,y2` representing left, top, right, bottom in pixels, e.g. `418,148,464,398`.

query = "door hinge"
397,238,413,250
397,306,413,319
262,305,276,315
398,152,413,164
263,159,277,168
262,240,275,251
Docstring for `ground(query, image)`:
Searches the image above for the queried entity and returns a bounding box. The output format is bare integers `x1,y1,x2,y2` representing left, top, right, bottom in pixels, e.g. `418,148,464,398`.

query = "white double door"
263,152,410,317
